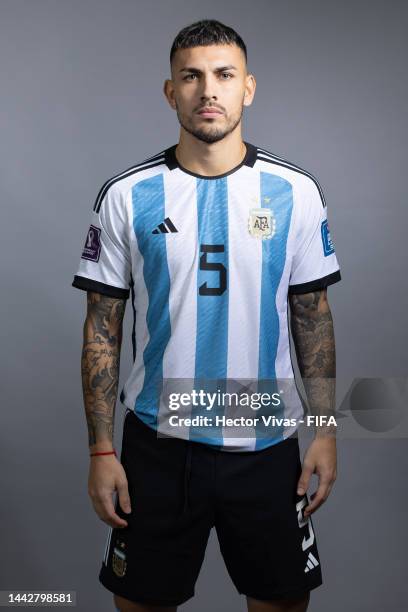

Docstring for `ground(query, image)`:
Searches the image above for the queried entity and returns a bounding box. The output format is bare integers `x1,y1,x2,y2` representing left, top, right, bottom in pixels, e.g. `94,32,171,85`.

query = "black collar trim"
164,142,257,179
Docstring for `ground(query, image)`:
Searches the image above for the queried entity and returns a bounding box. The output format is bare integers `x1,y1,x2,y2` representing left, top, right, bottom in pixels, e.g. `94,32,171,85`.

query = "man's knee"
247,591,310,612
114,593,177,612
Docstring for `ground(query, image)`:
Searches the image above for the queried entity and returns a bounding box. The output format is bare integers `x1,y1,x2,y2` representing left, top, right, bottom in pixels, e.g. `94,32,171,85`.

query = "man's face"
165,44,255,144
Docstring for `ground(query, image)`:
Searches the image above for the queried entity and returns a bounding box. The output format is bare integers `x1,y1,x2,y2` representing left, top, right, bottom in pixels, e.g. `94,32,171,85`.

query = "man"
72,19,340,612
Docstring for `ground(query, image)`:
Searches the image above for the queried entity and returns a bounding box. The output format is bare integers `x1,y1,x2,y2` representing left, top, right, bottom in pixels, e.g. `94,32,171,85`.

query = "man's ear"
243,73,256,107
163,79,177,110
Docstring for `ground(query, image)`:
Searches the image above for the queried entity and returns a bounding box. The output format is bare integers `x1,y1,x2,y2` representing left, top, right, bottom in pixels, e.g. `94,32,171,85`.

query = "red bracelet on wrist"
90,450,117,457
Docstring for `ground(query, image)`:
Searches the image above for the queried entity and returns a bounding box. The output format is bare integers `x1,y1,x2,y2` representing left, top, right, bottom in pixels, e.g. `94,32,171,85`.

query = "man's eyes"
183,73,233,81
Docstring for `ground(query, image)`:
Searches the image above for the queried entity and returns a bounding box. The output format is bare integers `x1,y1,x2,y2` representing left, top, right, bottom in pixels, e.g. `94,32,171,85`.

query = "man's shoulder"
253,144,326,205
93,148,169,214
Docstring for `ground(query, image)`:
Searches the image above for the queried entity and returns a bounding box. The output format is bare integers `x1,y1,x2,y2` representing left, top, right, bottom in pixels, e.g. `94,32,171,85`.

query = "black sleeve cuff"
72,275,130,300
288,269,341,295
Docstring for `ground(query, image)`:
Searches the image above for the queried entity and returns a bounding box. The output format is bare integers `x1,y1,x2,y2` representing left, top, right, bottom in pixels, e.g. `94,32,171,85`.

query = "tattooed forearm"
81,292,126,448
289,289,336,435
289,289,335,377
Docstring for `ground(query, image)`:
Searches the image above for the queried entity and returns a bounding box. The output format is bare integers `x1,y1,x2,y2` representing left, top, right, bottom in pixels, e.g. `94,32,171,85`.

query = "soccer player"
72,19,341,612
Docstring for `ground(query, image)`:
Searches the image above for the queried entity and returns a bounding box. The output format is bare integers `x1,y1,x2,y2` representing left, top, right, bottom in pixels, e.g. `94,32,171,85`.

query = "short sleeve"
289,179,341,294
72,184,131,300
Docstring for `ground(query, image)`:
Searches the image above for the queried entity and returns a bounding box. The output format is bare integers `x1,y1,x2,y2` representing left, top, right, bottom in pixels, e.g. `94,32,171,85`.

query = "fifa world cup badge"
112,540,127,577
248,208,276,239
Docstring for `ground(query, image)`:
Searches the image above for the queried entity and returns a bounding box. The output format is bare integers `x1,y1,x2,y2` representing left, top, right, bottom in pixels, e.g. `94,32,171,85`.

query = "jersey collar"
164,141,257,179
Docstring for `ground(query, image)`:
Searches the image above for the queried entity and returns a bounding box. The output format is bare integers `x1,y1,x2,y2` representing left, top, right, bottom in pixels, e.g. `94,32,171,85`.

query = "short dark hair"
170,19,247,65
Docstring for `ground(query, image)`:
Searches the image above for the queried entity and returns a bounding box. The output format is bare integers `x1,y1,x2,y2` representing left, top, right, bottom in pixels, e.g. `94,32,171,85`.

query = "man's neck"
175,130,246,176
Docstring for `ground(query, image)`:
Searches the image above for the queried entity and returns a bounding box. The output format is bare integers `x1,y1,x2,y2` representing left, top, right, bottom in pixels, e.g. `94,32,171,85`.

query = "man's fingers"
92,495,128,528
117,480,132,515
297,462,314,496
304,479,332,517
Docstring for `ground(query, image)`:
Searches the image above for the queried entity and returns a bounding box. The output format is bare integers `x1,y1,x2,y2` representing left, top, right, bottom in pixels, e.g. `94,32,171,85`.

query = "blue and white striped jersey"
72,143,341,451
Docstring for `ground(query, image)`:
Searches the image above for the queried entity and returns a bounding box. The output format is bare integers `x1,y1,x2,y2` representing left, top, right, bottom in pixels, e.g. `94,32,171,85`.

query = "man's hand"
88,455,132,528
297,436,337,518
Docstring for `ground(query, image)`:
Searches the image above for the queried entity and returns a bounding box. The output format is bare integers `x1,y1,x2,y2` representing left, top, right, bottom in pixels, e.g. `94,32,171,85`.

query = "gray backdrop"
1,0,407,610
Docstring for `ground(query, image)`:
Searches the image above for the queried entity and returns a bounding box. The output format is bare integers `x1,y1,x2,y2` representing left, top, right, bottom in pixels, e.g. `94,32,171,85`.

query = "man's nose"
200,75,217,101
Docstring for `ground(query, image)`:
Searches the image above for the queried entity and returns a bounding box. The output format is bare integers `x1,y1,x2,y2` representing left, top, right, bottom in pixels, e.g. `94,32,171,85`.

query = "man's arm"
289,288,336,434
82,291,125,450
289,288,337,517
81,291,131,528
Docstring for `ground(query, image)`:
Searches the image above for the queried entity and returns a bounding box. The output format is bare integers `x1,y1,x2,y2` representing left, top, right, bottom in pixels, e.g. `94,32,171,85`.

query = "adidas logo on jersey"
152,217,178,234
304,552,319,573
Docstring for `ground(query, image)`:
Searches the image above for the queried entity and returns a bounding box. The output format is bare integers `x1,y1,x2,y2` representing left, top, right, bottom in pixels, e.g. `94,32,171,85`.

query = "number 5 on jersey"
199,244,227,296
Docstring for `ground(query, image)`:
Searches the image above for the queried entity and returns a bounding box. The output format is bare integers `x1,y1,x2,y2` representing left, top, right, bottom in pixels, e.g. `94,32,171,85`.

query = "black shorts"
99,410,323,606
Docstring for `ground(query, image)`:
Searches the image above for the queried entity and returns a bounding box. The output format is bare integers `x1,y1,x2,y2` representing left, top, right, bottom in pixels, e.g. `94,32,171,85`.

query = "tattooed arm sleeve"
81,291,126,450
289,289,336,436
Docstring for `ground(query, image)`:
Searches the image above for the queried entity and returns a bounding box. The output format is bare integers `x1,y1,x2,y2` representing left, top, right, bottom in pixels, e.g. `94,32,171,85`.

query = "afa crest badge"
112,540,127,578
248,208,276,240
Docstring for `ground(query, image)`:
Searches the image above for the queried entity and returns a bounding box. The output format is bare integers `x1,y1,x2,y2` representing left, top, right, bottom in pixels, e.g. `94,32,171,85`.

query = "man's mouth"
197,107,223,118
